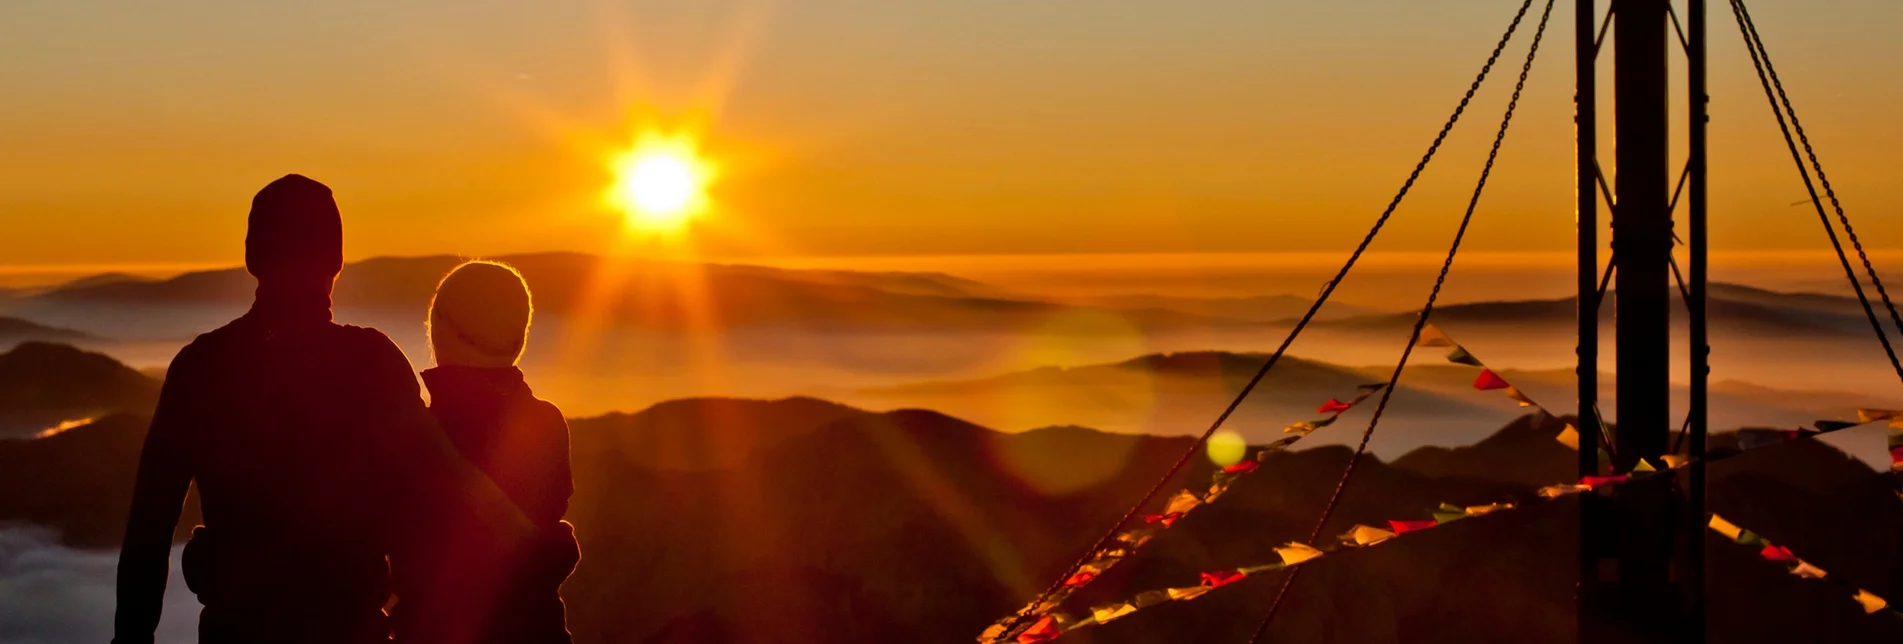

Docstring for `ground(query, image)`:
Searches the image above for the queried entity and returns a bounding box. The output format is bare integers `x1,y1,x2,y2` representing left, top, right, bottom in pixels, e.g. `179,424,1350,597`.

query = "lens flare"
605,132,716,231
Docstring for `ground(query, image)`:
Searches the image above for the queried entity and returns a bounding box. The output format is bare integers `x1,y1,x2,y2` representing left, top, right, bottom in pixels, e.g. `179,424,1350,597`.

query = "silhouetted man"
114,175,527,644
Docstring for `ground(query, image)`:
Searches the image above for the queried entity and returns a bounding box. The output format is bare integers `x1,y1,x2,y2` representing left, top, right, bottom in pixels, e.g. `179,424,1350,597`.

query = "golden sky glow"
605,131,717,232
2,1,1902,271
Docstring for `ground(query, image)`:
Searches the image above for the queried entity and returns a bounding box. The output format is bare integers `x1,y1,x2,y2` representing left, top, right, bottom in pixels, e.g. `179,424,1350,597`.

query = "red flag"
1580,474,1629,487
1317,398,1353,414
1062,571,1097,588
1759,545,1797,563
1388,519,1438,535
1891,446,1903,467
1473,369,1510,391
1200,570,1247,588
1144,512,1184,527
1017,615,1061,643
1222,461,1260,474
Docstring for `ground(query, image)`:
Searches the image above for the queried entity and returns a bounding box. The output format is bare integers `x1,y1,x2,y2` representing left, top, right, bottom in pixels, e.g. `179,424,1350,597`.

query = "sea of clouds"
0,527,195,644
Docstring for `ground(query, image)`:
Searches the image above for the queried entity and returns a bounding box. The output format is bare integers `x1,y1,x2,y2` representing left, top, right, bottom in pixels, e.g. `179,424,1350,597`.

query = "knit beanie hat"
428,261,533,368
246,174,344,284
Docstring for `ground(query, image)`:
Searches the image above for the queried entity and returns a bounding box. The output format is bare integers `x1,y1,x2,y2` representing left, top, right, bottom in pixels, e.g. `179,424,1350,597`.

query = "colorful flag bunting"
1318,398,1354,414
1275,542,1325,566
1858,408,1900,424
1473,369,1510,391
1344,524,1397,546
1200,570,1246,588
1389,519,1437,535
1856,589,1889,614
1760,545,1797,562
1633,459,1657,473
1132,590,1173,609
1143,512,1183,527
1539,484,1591,498
1282,421,1317,435
1464,503,1512,516
1062,571,1096,588
1556,424,1581,450
1433,510,1469,524
1660,454,1690,468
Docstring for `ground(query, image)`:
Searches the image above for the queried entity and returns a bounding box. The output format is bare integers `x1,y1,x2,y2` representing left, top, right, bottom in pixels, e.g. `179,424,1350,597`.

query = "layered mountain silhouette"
0,316,92,348
7,392,1895,642
8,253,1258,339
0,342,159,438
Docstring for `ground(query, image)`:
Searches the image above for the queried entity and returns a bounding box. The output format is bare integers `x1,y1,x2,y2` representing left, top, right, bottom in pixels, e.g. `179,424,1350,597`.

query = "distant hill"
1,397,1897,641
0,413,198,548
0,342,159,438
12,252,1250,337
569,397,865,472
1077,293,1379,323
0,316,92,348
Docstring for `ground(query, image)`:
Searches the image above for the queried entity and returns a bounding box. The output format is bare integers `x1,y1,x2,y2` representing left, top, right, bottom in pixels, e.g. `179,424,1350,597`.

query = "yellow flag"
1633,459,1657,473
1092,603,1138,624
1855,589,1889,614
1660,454,1690,468
1167,586,1215,601
1858,408,1900,424
1504,386,1537,408
1347,524,1397,546
1556,424,1581,450
1790,560,1828,579
1707,514,1744,541
1283,421,1317,435
1276,542,1325,566
1539,484,1590,499
1417,325,1458,348
1164,490,1202,515
1464,503,1512,516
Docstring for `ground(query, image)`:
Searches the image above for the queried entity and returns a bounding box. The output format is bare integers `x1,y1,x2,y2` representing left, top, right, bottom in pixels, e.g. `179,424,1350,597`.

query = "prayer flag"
1790,560,1827,579
1660,454,1690,468
1891,446,1903,471
1090,603,1137,624
1465,503,1511,516
1504,386,1537,407
1133,590,1173,609
1474,369,1510,391
1760,545,1797,563
1200,570,1247,588
1144,512,1184,527
1275,542,1325,566
1116,526,1158,548
1165,490,1201,515
1238,563,1287,575
1557,424,1581,450
1282,421,1316,435
1167,586,1214,601
1417,325,1458,348
1433,510,1468,524
1062,571,1096,588
1318,398,1353,414
1017,616,1061,643
1633,459,1657,473
1859,409,1900,424
1223,460,1260,474
1389,519,1438,535
1708,514,1744,541
1855,589,1889,614
1345,524,1397,546
1580,474,1628,488
1447,346,1485,367
1539,484,1591,498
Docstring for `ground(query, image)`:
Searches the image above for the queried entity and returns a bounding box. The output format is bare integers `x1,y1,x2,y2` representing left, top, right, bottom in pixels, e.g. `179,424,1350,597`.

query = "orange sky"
3,0,1901,273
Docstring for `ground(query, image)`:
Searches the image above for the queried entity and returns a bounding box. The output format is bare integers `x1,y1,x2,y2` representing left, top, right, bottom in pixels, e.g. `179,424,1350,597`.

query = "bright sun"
606,132,715,231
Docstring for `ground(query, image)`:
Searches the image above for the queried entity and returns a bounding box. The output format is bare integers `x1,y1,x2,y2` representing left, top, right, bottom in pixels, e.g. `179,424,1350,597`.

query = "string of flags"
987,323,1903,642
977,381,1389,643
1012,414,1901,643
1707,514,1903,620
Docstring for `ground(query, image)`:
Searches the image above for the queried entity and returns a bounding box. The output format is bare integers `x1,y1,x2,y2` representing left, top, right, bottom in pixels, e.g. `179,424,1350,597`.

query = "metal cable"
1729,0,1903,389
1245,1,1555,640
981,2,1544,638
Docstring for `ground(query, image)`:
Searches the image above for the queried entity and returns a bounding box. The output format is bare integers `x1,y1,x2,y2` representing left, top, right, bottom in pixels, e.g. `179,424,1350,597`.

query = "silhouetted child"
391,261,579,644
